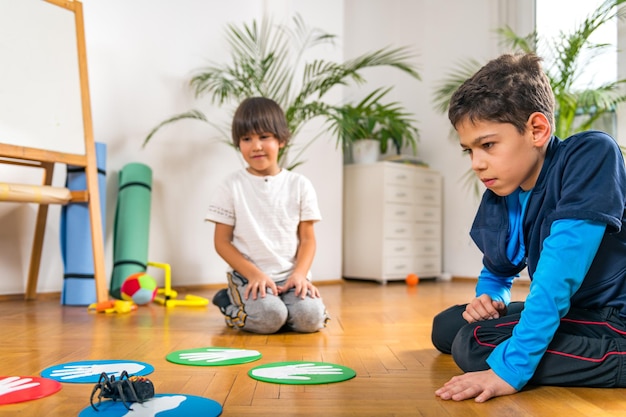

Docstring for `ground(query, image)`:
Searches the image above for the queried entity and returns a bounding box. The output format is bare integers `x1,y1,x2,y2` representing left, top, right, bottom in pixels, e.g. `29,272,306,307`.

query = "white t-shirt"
205,169,322,281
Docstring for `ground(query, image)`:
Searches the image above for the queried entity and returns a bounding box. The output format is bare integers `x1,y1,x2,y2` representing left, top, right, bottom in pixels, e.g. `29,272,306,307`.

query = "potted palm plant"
432,0,626,193
325,87,419,164
143,15,421,169
434,0,626,139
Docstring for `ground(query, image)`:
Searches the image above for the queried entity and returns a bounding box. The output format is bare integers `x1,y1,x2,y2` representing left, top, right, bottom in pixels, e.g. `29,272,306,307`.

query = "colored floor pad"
41,360,154,383
0,376,62,405
166,347,262,366
79,394,222,416
248,361,356,385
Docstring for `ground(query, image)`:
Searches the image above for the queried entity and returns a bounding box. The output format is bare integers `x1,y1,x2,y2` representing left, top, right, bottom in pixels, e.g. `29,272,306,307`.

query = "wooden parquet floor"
1,279,625,416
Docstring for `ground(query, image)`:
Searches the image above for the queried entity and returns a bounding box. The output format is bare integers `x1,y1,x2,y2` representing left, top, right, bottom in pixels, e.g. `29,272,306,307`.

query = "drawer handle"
395,192,407,198
395,264,407,270
394,247,407,252
395,210,407,216
395,228,407,234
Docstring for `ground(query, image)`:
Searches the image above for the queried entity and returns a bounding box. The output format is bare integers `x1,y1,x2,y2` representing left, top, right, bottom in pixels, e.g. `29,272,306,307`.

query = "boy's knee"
289,312,325,333
240,298,288,334
259,309,288,333
432,311,453,354
431,304,468,354
450,324,490,373
287,300,327,333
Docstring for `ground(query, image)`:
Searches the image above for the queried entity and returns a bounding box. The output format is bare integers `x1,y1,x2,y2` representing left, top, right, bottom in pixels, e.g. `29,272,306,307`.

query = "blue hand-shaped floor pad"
41,360,154,383
79,394,222,417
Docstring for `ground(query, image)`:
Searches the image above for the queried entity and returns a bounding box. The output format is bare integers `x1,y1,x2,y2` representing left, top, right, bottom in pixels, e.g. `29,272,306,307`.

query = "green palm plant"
325,87,419,155
432,0,626,195
433,0,626,140
144,14,420,168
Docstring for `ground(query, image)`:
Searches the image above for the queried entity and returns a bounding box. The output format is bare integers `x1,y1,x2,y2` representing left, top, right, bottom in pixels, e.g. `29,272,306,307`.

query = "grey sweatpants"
220,271,329,334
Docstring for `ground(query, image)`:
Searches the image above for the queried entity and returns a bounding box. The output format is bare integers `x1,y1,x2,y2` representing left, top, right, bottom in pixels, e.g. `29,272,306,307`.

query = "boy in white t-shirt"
205,97,329,334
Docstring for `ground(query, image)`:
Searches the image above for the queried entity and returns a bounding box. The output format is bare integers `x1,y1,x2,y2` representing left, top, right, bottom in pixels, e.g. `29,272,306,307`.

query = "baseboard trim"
0,292,61,302
450,275,478,282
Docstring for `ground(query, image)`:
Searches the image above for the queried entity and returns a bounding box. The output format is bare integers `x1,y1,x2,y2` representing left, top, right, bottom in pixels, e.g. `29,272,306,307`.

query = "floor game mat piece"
0,376,62,405
78,394,222,416
166,347,262,366
248,361,356,385
41,360,154,383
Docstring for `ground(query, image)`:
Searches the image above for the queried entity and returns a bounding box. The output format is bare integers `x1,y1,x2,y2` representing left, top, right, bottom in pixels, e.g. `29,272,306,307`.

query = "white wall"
342,0,534,278
0,0,344,294
0,0,585,296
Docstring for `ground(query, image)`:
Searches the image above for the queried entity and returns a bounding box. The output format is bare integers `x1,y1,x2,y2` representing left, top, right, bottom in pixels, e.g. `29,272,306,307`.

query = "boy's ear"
528,112,552,147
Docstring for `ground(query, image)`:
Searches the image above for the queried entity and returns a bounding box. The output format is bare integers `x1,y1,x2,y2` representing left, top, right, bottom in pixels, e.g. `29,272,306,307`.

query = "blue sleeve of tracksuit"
476,267,514,305
486,219,605,390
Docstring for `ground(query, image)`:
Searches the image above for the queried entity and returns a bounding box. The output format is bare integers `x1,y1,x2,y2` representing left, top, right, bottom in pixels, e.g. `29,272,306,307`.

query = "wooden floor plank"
1,279,625,416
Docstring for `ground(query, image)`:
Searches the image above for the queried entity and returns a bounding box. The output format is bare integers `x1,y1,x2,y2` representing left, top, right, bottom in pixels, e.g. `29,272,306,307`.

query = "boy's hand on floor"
435,369,517,402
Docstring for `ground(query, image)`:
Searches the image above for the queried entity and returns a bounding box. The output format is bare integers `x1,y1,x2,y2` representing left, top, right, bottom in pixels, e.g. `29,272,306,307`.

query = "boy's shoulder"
215,169,244,189
282,168,308,180
554,130,620,159
277,169,313,183
561,130,617,148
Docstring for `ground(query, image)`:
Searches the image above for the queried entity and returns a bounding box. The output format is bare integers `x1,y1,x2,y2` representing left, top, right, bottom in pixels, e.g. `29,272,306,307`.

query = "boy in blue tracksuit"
431,52,626,402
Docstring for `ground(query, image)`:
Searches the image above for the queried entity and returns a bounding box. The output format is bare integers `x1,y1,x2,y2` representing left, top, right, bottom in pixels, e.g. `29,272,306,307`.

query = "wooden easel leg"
25,205,49,300
85,161,108,303
25,162,54,300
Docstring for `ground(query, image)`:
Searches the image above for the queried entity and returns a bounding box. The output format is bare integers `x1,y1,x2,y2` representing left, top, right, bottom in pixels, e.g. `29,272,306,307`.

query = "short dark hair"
448,53,555,134
231,97,291,148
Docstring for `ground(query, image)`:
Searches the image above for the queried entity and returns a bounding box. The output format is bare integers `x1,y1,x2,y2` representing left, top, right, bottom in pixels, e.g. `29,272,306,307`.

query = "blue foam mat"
60,142,107,306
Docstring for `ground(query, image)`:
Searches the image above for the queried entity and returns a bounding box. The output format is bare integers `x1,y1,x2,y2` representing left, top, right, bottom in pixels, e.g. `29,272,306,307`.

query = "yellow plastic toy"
148,261,209,308
88,300,137,314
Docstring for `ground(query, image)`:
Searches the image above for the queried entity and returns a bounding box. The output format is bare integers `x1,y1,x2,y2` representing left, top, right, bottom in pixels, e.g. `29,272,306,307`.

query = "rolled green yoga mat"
110,163,152,299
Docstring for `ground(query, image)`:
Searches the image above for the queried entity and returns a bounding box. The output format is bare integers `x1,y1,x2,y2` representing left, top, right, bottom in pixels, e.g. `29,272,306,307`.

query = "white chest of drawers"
342,162,442,284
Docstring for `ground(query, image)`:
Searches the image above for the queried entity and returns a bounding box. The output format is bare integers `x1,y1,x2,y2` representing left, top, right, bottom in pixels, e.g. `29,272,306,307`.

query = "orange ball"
405,273,419,286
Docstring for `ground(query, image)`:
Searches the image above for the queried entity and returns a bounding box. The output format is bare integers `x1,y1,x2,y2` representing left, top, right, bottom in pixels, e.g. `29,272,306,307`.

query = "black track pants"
431,303,626,387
